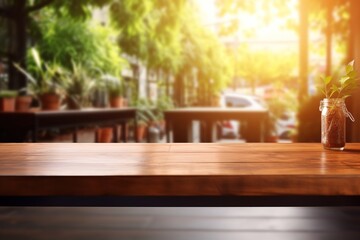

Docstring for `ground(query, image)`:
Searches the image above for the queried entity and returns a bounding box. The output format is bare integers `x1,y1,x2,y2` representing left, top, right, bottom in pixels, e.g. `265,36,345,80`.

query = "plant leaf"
324,76,332,85
13,63,37,85
330,84,338,92
317,86,326,96
329,84,339,98
340,76,350,84
346,60,355,73
31,48,42,70
347,70,356,79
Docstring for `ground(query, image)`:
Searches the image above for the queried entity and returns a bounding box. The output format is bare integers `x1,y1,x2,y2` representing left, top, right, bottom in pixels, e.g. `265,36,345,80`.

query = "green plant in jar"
318,60,358,150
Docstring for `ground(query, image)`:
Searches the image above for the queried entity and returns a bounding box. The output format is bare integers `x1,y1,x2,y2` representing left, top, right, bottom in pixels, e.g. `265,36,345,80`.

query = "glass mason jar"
319,98,349,150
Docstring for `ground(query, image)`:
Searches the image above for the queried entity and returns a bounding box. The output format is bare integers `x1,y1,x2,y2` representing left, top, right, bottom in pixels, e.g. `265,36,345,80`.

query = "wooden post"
298,0,309,104
174,73,184,107
8,0,27,91
348,0,360,142
325,1,334,76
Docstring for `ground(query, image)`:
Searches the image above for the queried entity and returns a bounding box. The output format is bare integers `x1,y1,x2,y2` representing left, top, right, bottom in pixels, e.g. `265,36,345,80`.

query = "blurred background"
1,0,360,143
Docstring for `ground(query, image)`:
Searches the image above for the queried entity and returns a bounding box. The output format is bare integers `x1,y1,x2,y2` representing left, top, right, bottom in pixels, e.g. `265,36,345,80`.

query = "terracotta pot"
136,124,147,142
39,93,61,111
96,127,113,143
0,97,16,112
16,96,32,112
109,96,124,108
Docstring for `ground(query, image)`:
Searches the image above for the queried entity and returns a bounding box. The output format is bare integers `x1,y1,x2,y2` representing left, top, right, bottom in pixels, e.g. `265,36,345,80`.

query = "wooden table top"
1,143,360,197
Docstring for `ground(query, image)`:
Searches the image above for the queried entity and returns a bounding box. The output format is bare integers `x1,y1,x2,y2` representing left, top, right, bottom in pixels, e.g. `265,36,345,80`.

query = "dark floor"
1,207,360,240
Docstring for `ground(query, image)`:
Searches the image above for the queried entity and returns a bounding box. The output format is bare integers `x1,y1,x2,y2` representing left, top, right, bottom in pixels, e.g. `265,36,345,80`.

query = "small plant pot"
16,96,32,112
109,96,124,108
39,93,61,111
0,97,16,112
136,124,147,142
96,127,113,143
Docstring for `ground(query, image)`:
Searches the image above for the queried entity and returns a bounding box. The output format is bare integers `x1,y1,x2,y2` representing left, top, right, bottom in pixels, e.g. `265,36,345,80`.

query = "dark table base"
2,196,360,207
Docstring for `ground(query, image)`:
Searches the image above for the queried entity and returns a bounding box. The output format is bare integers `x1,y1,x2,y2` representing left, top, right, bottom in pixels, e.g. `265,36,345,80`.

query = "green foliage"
318,60,358,99
110,0,232,98
134,98,157,125
0,90,18,98
49,0,113,19
14,48,67,95
234,46,297,93
110,0,184,72
155,95,174,120
32,10,126,75
174,1,233,97
307,1,350,43
102,75,124,97
215,0,295,36
65,61,96,107
36,1,303,97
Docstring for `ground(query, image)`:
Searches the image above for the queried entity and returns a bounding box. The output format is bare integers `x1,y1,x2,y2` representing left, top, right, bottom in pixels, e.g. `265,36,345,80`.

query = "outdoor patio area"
2,0,360,239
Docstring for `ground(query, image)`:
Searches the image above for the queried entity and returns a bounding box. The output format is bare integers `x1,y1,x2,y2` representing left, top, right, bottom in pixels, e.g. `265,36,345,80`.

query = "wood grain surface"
1,143,360,196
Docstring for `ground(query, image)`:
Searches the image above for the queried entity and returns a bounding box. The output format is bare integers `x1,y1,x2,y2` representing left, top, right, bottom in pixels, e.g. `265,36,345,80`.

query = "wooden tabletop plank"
1,143,360,197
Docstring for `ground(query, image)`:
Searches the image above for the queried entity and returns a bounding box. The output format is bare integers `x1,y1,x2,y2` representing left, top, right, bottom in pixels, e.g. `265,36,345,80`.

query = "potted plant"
134,98,157,142
94,75,124,142
15,88,33,112
0,90,17,112
14,48,67,111
96,126,114,143
65,62,95,109
318,60,358,150
155,95,174,139
104,75,125,108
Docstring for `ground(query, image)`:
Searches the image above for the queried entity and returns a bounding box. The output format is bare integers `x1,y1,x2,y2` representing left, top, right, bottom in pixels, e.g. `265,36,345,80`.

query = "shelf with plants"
14,48,67,111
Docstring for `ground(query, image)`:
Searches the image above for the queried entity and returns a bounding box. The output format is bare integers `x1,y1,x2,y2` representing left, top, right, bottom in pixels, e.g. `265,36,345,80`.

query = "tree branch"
26,0,55,13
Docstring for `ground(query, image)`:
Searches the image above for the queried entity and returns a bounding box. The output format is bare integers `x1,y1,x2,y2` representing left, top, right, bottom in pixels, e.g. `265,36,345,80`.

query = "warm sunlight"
0,0,357,144
196,0,299,45
2,2,360,239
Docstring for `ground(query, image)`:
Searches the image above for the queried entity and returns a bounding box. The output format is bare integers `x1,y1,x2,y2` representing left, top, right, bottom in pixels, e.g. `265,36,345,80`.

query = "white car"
220,94,266,109
218,94,267,139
